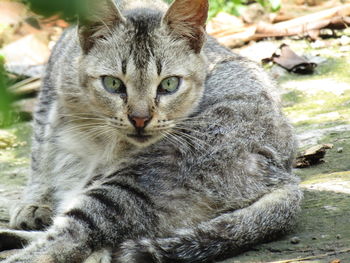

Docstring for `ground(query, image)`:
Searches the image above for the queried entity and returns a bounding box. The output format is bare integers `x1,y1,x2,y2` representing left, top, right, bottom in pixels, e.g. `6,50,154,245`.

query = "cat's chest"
56,125,134,164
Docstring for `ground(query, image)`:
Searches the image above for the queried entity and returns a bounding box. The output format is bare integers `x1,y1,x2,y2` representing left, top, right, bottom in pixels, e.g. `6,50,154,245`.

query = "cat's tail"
0,229,45,252
113,185,302,263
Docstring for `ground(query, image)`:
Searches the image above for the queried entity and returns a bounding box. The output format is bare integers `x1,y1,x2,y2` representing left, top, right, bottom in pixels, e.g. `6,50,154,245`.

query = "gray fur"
0,0,302,262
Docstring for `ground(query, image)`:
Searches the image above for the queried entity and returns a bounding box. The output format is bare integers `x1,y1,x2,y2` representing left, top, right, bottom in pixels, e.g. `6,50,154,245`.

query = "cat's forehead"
124,8,163,33
122,8,164,70
89,7,192,78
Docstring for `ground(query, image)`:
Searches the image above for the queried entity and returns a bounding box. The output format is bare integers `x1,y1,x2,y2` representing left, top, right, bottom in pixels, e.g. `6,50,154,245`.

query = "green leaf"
269,0,281,11
0,56,15,127
256,0,266,7
21,0,89,22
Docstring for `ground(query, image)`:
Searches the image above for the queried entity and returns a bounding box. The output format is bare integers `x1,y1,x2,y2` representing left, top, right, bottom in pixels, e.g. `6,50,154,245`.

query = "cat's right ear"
78,0,125,54
163,0,208,53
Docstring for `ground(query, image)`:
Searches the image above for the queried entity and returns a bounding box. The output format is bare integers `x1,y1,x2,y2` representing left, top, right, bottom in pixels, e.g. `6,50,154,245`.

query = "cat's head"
71,0,208,147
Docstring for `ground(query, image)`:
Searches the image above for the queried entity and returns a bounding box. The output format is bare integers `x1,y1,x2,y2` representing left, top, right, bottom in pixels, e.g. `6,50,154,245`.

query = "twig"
270,4,350,30
213,4,350,47
8,77,41,96
267,248,350,263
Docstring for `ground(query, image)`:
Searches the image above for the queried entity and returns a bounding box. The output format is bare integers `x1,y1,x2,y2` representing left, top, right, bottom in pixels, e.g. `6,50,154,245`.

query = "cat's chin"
125,133,161,147
127,134,153,143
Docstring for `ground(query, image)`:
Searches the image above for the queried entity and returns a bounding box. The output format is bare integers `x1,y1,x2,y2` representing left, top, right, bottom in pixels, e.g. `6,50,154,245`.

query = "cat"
0,0,302,262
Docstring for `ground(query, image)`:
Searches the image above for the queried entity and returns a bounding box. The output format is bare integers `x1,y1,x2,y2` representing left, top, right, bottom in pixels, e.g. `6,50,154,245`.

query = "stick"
212,4,350,47
255,16,350,38
267,248,350,263
8,77,41,96
271,4,350,30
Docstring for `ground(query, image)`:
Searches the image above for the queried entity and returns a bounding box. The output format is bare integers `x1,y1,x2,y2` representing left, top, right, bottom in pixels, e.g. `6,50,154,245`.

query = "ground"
0,38,350,262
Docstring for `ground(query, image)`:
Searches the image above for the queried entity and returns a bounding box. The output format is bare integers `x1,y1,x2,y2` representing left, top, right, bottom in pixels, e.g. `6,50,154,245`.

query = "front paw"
10,204,53,230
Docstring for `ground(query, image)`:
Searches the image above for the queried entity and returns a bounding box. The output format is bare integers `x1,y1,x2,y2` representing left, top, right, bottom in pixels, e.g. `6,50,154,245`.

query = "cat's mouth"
127,133,153,143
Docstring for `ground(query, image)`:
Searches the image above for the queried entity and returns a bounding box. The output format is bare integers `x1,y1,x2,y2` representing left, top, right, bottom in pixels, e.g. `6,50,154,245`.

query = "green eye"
158,76,181,94
102,76,126,94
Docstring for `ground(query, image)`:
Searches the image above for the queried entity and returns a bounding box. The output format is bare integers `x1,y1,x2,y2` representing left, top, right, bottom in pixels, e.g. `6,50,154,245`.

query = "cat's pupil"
111,79,120,88
102,76,125,94
158,76,180,95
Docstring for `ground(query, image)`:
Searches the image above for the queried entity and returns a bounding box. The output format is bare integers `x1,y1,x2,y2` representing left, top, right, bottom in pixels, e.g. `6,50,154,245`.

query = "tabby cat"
0,0,302,262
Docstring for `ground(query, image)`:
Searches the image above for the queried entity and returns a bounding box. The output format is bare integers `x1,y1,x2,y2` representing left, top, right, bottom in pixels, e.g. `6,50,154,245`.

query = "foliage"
164,0,281,19
20,0,89,21
0,56,15,128
256,0,281,12
21,0,281,22
208,0,246,18
209,0,281,18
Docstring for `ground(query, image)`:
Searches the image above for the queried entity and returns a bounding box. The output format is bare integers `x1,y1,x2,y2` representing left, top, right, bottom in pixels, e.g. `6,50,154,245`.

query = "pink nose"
128,115,151,129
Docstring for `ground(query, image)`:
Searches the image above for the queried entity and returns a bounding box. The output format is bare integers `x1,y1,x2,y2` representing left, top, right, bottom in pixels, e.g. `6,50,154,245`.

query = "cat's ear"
78,0,125,54
163,0,208,53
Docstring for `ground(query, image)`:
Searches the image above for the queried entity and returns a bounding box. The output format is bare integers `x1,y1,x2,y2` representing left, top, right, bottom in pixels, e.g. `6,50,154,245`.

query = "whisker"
171,130,210,154
163,131,195,155
175,115,210,121
168,131,201,155
160,131,180,150
60,116,106,122
61,125,104,134
175,119,223,127
172,126,208,136
58,111,116,119
106,123,129,131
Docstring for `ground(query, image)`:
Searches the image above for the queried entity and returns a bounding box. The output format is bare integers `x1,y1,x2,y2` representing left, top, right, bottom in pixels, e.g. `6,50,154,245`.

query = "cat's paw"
113,240,160,263
10,204,53,230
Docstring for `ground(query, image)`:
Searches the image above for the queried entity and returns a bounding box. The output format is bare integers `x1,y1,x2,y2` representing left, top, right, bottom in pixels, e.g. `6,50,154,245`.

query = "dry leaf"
270,44,317,74
294,144,333,168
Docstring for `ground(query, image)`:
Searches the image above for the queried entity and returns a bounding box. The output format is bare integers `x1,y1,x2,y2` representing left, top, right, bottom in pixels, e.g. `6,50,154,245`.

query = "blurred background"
0,0,350,262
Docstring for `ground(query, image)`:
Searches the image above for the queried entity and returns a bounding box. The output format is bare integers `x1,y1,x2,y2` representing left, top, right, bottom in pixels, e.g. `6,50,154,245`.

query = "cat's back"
202,37,280,110
45,27,80,82
201,37,295,171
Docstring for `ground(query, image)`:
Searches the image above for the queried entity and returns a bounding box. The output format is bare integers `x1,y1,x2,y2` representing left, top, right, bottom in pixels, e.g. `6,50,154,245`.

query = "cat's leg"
10,160,58,230
1,176,157,263
0,229,112,263
9,112,56,230
9,182,54,230
10,135,85,230
0,229,111,263
114,184,302,263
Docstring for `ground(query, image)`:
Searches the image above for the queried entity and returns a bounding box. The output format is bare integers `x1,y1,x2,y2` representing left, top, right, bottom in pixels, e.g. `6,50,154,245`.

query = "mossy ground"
281,54,350,134
0,123,31,187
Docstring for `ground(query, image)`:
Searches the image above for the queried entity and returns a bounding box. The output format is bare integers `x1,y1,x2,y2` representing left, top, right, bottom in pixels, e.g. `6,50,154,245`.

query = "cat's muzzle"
127,133,153,143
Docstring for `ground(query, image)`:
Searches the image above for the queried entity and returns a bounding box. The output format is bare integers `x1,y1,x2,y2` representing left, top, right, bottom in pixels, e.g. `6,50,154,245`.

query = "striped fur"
1,0,302,262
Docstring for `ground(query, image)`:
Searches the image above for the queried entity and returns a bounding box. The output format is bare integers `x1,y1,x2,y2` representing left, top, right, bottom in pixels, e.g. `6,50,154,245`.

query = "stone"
290,236,301,244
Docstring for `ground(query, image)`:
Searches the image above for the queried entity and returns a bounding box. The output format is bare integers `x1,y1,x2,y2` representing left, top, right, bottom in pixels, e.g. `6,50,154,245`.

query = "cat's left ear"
163,0,208,53
78,0,126,54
